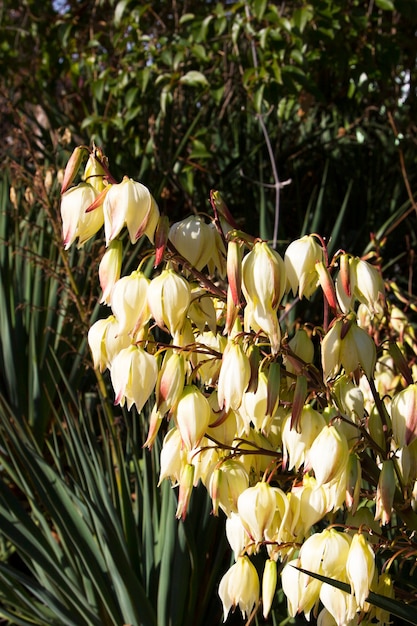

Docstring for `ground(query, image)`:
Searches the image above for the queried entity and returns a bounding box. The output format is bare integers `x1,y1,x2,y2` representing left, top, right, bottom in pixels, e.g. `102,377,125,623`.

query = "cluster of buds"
60,145,417,625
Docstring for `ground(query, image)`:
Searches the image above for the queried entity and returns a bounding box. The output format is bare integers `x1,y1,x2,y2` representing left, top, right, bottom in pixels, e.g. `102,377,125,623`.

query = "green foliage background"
0,1,417,624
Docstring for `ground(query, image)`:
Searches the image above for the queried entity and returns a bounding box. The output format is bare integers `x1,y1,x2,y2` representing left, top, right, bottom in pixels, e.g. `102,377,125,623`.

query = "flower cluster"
61,146,417,626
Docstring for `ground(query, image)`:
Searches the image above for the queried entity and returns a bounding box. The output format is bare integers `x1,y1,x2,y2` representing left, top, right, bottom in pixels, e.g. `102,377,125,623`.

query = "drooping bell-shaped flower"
168,215,216,271
61,182,103,249
110,344,157,412
391,383,417,447
103,176,160,245
173,385,211,450
217,341,251,411
87,315,131,371
300,528,351,580
218,556,260,622
237,482,277,545
110,270,151,338
209,459,249,517
284,235,324,299
346,532,375,609
306,424,349,486
99,240,122,305
147,268,191,337
321,315,376,380
242,241,286,354
336,255,385,315
282,405,326,471
375,459,396,525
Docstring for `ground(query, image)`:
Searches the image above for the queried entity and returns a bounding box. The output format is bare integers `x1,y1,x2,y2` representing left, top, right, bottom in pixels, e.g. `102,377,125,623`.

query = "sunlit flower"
218,556,260,621
284,235,324,299
110,344,157,412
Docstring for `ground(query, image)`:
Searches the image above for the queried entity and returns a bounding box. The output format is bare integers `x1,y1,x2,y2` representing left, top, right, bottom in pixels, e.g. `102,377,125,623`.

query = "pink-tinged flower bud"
306,424,349,486
375,459,396,525
110,270,151,338
61,146,87,194
218,556,260,622
218,341,251,411
175,463,195,520
316,261,338,312
284,235,324,299
110,344,157,412
262,559,277,619
391,384,417,447
61,182,103,249
226,239,242,306
87,315,131,371
321,316,376,380
147,269,191,336
282,405,326,471
346,532,375,609
209,459,249,517
154,215,169,267
99,240,122,305
103,176,159,245
169,215,216,271
173,385,211,450
237,482,277,545
155,349,185,417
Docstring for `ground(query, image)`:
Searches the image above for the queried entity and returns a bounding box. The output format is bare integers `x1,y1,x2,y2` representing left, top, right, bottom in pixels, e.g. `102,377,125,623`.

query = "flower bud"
218,556,260,621
103,176,159,245
375,459,396,525
346,532,375,609
262,559,277,619
99,240,122,305
61,182,103,249
61,145,87,194
156,349,185,417
226,239,242,306
175,463,195,520
173,385,211,450
391,383,417,447
110,345,157,412
284,235,324,299
147,268,191,336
